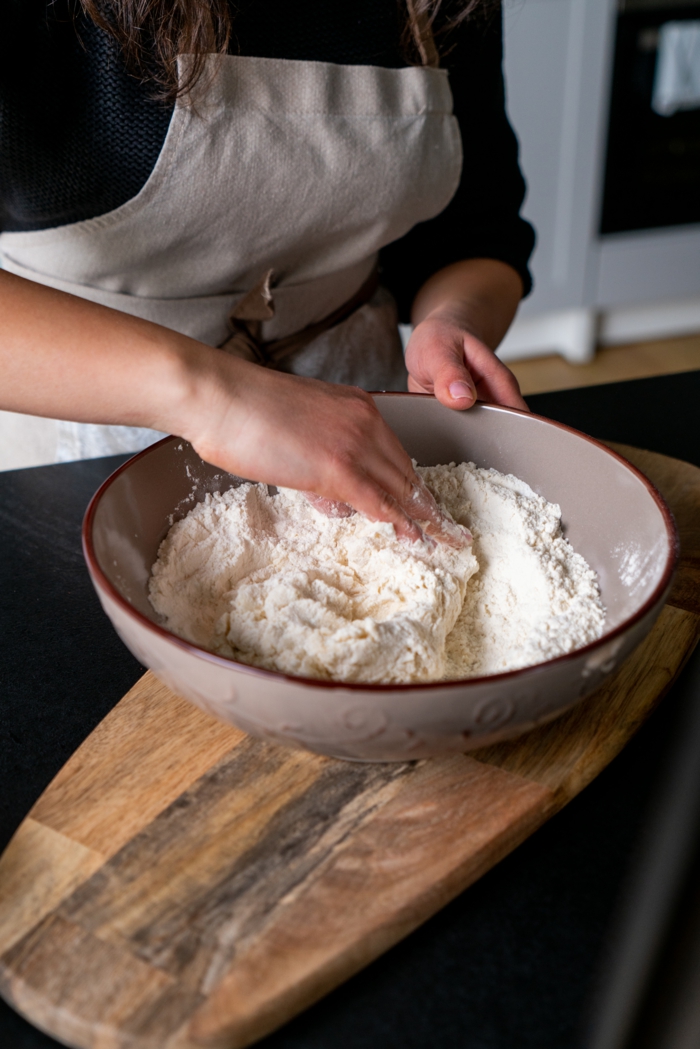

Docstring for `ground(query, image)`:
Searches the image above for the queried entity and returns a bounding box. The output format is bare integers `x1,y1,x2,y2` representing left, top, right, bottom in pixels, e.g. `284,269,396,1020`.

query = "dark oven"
601,0,700,234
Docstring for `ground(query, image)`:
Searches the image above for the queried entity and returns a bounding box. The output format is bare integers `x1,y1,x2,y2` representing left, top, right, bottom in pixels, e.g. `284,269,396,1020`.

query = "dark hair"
79,0,488,101
79,0,232,100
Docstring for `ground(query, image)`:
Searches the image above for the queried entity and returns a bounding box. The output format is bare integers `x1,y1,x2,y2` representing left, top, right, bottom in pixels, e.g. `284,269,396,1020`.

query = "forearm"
411,258,523,350
0,271,466,544
0,269,218,433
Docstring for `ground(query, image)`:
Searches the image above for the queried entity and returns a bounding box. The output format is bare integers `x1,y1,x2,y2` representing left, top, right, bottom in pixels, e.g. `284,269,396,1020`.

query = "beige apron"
0,39,462,469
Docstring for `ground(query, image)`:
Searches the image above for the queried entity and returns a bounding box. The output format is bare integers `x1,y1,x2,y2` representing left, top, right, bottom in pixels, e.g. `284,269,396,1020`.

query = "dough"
149,463,605,683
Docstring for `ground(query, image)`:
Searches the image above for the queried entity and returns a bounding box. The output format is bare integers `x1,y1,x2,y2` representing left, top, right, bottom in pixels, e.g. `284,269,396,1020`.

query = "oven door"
601,0,700,234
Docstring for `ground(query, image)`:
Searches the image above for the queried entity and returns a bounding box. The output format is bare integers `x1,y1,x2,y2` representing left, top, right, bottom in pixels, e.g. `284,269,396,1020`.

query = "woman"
0,0,534,540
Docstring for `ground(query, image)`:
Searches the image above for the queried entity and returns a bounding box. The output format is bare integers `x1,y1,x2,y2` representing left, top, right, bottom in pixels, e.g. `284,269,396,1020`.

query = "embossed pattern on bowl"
83,395,678,761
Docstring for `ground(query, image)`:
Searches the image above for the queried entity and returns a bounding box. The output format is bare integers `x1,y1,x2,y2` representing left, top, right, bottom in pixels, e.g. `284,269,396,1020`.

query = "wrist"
152,336,239,443
411,259,523,350
419,305,491,349
175,344,243,449
164,340,278,468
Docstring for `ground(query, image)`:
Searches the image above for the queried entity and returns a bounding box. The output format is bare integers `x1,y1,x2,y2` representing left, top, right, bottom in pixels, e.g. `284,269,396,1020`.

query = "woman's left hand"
405,257,529,413
405,308,528,411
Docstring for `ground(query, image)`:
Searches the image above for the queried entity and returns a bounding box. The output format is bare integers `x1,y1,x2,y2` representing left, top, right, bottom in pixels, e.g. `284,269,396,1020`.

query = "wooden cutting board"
1,443,699,1049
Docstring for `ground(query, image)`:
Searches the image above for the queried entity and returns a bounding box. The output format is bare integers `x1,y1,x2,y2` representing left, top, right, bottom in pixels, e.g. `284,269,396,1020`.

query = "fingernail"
449,381,474,402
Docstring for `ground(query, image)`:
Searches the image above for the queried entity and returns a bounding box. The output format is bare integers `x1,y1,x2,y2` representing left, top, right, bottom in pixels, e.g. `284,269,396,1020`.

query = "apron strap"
405,0,440,69
219,5,437,369
221,266,381,368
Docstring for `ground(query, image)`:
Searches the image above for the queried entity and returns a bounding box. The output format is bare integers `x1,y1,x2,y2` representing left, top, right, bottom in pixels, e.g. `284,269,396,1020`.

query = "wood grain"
0,821,103,957
0,445,698,1049
186,756,552,1049
31,677,245,859
509,334,700,397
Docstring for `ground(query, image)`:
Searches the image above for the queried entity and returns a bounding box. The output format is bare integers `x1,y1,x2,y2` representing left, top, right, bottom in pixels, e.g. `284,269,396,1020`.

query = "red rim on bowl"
82,398,680,692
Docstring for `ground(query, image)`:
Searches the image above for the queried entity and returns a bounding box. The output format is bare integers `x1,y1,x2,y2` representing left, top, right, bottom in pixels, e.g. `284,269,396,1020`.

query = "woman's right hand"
0,270,465,545
177,351,467,545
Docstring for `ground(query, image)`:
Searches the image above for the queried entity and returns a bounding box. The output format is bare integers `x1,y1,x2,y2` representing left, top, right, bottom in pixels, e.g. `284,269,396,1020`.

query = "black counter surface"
1,370,698,1048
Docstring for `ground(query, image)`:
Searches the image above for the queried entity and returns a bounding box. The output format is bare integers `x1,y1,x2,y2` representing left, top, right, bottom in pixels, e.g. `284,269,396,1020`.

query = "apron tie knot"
220,266,380,368
222,269,276,365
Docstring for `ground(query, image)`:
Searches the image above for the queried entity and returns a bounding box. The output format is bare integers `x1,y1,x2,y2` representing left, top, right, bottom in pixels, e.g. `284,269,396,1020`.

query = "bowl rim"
82,395,680,692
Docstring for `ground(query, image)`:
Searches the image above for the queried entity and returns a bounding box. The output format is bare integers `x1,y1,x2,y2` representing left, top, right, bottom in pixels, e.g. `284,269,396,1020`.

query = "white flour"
424,463,606,676
149,463,605,683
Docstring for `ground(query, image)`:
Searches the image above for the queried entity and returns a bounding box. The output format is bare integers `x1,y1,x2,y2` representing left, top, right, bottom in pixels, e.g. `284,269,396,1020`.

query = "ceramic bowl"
83,395,678,761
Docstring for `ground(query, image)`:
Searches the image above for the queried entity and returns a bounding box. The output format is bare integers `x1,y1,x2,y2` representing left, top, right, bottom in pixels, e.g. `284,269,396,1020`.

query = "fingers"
303,493,355,518
406,323,477,410
322,451,469,550
404,476,472,549
305,421,430,544
466,343,528,411
307,435,470,549
336,469,427,543
406,318,529,412
188,359,464,546
483,372,528,412
430,348,477,410
306,471,470,550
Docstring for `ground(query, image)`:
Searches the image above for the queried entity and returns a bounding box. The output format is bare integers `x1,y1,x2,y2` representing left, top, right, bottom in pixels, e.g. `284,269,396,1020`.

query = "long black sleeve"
2,0,535,305
380,7,535,322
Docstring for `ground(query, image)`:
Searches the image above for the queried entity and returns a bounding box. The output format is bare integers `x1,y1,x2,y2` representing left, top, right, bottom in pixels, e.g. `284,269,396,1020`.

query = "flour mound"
422,463,606,677
149,481,477,683
149,463,605,683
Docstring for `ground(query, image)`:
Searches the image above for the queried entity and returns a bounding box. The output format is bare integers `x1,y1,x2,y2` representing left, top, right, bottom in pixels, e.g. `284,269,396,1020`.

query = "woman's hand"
179,352,467,546
405,310,527,410
0,271,464,544
405,257,528,412
0,265,505,545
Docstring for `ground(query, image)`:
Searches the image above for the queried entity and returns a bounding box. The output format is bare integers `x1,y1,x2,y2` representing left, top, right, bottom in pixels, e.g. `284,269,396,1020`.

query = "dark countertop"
1,370,699,1049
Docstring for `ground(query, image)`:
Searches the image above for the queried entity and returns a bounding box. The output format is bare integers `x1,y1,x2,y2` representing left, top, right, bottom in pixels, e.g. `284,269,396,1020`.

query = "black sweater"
0,0,535,319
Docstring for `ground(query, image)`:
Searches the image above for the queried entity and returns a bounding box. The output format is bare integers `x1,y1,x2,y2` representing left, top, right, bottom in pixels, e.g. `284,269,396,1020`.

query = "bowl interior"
88,398,675,651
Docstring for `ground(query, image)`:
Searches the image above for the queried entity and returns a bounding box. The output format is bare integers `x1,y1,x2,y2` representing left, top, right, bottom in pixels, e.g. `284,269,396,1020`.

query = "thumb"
431,345,477,410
